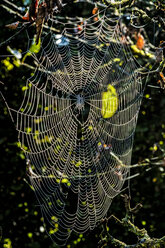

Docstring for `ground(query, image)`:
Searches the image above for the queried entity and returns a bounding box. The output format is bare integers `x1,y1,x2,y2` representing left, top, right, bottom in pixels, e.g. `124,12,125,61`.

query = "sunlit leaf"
101,84,118,118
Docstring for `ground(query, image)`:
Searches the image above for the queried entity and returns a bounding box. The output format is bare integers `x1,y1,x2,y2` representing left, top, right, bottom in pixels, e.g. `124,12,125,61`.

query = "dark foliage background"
0,0,165,247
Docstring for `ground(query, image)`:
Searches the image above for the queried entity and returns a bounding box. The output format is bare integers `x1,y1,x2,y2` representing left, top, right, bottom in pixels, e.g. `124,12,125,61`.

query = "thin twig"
0,4,23,19
2,0,24,12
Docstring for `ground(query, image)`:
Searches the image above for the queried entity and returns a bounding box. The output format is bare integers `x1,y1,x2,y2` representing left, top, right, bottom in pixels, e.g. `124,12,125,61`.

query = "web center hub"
76,94,85,111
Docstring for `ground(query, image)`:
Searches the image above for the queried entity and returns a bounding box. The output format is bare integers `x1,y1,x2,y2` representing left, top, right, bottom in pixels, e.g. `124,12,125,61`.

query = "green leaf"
22,36,41,62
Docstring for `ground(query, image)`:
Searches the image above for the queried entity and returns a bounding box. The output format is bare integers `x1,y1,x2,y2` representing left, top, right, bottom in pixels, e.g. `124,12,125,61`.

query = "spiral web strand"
8,9,144,245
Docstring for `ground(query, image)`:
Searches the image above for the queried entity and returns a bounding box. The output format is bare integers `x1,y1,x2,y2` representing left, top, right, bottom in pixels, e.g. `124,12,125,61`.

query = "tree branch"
98,195,165,248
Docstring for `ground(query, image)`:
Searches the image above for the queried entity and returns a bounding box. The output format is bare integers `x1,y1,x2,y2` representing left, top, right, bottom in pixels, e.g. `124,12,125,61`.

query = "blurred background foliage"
0,0,165,247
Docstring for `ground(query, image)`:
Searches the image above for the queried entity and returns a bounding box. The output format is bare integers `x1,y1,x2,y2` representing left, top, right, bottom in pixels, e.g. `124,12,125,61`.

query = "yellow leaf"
22,36,41,62
145,94,150,98
88,125,93,130
152,178,157,183
101,84,118,118
22,86,28,91
61,178,68,183
113,58,120,62
75,161,82,167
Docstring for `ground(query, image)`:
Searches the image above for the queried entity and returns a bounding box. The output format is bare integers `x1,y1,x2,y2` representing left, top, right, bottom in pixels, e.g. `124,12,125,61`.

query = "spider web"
8,8,144,246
